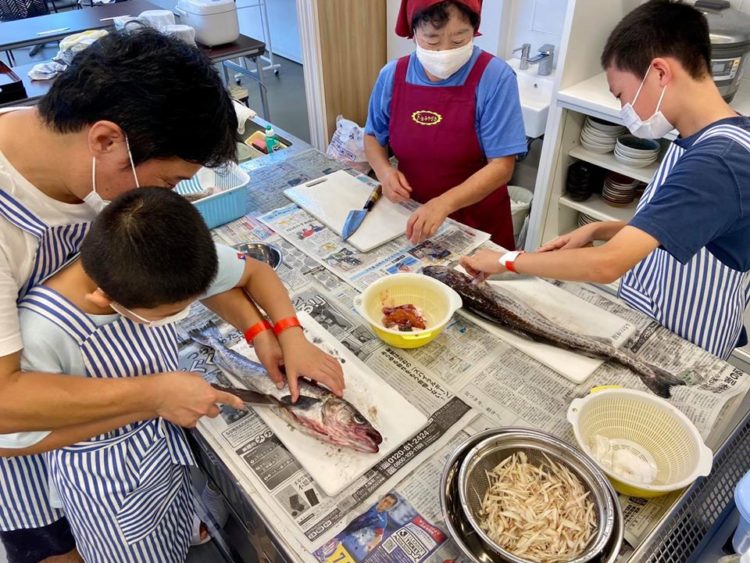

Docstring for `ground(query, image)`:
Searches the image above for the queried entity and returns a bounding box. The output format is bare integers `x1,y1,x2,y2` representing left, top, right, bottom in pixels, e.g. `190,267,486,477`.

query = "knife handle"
364,186,382,211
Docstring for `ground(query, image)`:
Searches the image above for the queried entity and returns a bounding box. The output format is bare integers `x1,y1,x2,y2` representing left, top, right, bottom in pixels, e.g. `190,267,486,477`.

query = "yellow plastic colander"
353,273,462,349
567,388,713,498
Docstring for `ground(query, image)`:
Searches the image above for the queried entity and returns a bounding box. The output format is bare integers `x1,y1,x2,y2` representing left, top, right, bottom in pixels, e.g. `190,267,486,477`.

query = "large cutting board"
219,311,428,497
459,274,636,383
284,170,412,253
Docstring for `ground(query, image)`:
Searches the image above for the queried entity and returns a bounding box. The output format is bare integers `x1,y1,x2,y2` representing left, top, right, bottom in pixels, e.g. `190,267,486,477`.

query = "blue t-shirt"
629,116,750,271
365,47,528,159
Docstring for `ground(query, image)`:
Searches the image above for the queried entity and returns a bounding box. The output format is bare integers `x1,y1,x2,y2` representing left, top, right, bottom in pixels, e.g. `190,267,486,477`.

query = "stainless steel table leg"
253,55,270,120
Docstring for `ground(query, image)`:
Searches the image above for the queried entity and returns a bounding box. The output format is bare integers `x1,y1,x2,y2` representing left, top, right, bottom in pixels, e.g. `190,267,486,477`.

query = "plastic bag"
326,116,371,174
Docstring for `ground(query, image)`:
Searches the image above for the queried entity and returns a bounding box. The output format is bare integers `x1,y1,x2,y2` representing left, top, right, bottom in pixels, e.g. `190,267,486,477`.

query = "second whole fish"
190,324,383,453
422,266,685,398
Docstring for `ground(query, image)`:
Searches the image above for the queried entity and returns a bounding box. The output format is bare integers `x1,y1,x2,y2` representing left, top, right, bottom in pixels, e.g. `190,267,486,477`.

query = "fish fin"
189,322,223,348
640,362,686,398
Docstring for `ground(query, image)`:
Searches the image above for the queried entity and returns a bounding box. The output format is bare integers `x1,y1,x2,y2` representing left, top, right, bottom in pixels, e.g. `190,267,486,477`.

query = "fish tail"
189,323,223,349
633,358,685,398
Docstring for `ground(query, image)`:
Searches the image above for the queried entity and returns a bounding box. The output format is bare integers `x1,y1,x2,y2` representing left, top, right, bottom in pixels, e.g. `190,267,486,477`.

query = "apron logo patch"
411,110,443,126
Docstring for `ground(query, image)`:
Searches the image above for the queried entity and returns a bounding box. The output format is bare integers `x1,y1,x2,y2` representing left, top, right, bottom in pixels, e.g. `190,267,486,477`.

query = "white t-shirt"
0,148,97,357
0,244,246,448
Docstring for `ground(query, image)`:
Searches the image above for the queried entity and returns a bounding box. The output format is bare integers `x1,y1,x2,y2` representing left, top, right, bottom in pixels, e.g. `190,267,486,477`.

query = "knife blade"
211,383,321,409
341,185,383,241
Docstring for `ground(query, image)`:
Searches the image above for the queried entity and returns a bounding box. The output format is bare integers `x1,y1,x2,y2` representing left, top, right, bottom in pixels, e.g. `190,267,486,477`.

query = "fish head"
422,266,497,310
321,397,383,454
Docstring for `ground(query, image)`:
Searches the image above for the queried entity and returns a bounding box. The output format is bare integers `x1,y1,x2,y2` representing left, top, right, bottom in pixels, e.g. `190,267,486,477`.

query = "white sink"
506,57,555,138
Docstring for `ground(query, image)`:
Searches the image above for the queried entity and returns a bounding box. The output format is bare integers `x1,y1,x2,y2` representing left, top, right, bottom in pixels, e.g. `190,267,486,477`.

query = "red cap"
395,0,482,39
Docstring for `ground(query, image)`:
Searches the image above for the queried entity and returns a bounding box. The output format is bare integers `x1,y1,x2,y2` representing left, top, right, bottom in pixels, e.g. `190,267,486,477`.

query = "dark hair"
412,0,480,33
601,0,711,79
81,187,218,309
38,28,238,167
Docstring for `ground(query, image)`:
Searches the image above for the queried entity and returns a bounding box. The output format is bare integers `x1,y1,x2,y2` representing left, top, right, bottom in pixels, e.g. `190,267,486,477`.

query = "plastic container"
353,273,462,349
175,163,249,229
507,185,533,237
174,0,239,47
567,388,713,498
734,471,750,553
265,125,280,153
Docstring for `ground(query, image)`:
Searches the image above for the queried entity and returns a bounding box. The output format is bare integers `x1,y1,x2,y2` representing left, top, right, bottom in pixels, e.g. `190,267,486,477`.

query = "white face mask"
619,66,674,139
416,40,473,80
111,302,191,328
85,136,140,213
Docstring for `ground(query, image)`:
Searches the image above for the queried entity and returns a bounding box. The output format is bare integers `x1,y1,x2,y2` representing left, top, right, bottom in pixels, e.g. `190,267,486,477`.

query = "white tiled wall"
502,0,569,63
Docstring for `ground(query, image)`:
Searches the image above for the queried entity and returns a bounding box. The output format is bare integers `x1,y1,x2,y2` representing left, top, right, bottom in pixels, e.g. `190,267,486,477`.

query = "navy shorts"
0,518,76,563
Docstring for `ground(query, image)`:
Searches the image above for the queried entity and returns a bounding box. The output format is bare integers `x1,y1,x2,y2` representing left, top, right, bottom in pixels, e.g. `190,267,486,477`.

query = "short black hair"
38,28,238,167
81,187,218,309
601,0,711,79
412,1,480,34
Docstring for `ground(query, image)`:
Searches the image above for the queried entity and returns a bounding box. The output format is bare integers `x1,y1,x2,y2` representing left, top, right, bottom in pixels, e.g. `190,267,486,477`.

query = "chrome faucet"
512,43,531,70
527,44,555,76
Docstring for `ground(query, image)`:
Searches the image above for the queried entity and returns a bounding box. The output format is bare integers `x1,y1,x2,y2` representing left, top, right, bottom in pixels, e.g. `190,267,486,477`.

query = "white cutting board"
459,274,636,383
284,170,412,253
220,311,428,497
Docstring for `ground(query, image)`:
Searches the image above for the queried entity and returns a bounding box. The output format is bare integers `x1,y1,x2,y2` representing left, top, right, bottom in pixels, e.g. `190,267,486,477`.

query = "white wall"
501,0,569,65
237,0,302,63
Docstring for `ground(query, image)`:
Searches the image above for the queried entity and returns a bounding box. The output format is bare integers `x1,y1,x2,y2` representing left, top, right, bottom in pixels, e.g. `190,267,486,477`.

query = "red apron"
389,51,515,249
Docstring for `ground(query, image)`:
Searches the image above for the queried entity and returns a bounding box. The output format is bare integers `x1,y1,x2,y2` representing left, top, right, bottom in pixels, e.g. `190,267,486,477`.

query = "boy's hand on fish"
252,330,287,389
154,371,246,427
278,331,345,402
459,249,505,282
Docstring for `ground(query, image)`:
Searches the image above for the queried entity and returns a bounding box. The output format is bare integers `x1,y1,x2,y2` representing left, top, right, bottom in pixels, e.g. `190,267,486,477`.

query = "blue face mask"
85,136,140,213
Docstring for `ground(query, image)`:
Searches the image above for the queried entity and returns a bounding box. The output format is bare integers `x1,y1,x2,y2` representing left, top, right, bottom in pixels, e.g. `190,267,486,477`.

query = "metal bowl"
441,429,623,563
233,242,283,270
456,430,616,563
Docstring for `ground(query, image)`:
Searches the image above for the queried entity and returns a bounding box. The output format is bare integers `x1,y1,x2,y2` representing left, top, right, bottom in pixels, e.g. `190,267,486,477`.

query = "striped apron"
19,286,195,563
619,124,750,359
0,190,89,532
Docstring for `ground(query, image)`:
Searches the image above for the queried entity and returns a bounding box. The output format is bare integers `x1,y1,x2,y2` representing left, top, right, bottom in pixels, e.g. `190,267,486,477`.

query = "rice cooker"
175,0,239,47
696,0,750,102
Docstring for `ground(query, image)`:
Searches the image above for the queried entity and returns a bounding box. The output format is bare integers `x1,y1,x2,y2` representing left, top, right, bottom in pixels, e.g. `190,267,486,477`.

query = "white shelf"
559,193,637,223
557,72,750,139
568,145,658,184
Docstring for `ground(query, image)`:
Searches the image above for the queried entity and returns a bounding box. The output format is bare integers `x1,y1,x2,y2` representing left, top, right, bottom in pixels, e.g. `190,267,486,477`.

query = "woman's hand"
379,168,412,203
406,198,451,244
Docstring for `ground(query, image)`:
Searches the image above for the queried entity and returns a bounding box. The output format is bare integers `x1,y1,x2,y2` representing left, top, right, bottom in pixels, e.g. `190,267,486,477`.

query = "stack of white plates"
614,135,660,168
602,172,638,207
577,212,598,227
580,117,626,154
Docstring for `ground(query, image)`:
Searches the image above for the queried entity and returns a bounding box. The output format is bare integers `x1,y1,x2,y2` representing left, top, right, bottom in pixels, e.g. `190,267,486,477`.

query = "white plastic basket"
567,388,713,497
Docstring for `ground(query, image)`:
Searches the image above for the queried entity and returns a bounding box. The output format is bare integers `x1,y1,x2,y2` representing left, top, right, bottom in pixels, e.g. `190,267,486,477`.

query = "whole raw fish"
190,324,383,453
422,266,685,398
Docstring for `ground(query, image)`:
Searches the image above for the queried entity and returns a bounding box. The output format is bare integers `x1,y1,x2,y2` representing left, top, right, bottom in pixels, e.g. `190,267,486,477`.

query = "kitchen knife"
341,185,382,242
212,383,320,409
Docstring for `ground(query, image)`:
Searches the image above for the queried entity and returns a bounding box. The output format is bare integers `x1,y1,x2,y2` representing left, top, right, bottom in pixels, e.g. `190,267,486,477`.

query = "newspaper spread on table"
175,151,750,560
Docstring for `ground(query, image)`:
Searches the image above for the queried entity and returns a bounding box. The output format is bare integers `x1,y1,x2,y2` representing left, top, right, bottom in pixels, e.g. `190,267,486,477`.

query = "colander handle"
566,398,584,425
447,287,463,313
696,444,714,477
399,330,435,341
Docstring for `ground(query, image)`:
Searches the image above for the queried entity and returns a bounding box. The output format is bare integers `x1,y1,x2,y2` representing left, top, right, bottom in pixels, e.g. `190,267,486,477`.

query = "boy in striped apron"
12,187,230,562
460,1,750,361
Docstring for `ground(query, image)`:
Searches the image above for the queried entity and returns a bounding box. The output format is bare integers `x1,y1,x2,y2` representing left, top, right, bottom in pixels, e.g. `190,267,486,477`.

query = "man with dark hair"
462,0,750,361
0,29,344,562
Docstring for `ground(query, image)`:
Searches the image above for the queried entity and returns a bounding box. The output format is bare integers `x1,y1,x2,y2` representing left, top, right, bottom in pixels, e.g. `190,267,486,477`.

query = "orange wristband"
273,316,302,335
244,320,272,343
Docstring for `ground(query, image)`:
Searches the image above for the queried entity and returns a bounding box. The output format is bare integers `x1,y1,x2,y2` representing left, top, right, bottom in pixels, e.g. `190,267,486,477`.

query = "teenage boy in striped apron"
461,1,750,362
0,29,343,562
7,187,254,562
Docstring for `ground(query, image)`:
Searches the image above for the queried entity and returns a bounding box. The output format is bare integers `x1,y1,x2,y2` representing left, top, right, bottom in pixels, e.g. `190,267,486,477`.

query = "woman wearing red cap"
365,0,527,248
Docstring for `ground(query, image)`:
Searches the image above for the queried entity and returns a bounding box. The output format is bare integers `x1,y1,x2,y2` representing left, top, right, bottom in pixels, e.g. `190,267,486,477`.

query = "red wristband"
506,259,518,273
273,315,302,335
244,320,272,343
